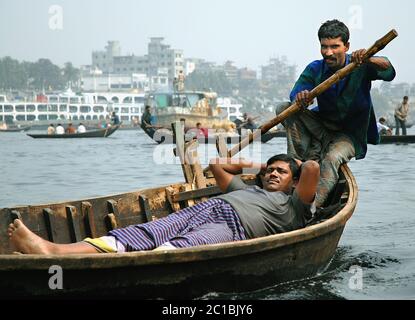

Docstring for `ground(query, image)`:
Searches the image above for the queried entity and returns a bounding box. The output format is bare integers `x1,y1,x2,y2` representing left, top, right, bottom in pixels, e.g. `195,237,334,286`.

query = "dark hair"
318,19,350,45
404,96,409,100
255,154,301,188
379,117,386,123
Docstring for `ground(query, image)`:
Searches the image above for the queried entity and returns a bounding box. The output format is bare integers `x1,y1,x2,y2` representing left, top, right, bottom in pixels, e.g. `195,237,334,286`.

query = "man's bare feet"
8,219,55,254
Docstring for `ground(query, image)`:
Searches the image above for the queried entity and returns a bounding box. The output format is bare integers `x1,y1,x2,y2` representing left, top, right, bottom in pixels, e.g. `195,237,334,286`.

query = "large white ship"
0,89,243,127
0,89,146,127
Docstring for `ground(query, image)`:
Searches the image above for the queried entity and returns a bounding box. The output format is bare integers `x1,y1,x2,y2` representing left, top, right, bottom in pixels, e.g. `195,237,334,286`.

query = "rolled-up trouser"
275,102,355,207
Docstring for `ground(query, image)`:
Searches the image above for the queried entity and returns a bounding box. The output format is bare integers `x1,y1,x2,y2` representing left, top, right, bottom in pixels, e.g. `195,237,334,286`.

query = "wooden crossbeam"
66,205,82,243
172,121,194,184
81,201,97,238
139,195,153,222
43,208,56,242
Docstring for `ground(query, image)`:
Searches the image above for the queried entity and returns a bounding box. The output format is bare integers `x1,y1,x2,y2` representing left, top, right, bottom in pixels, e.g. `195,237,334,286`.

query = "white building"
91,38,184,89
92,41,121,74
81,73,152,92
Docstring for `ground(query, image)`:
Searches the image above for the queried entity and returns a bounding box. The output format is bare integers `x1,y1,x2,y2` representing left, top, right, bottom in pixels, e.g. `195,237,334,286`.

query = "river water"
1,128,414,300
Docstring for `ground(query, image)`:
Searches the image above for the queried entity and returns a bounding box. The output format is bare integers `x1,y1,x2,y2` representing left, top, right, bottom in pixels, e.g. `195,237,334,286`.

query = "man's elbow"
302,160,320,178
209,158,222,171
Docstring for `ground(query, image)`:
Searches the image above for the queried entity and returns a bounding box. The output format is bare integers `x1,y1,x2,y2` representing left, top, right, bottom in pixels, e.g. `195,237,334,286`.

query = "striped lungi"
108,198,247,251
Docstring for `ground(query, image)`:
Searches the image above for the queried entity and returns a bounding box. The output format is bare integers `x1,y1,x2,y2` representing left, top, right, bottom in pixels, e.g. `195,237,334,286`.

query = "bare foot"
8,219,55,254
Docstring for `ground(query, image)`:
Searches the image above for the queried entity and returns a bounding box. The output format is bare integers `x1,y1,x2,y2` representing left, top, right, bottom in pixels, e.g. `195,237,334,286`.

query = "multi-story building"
91,38,183,90
113,55,148,74
80,73,152,92
92,41,121,73
147,37,184,85
222,61,239,82
261,57,296,84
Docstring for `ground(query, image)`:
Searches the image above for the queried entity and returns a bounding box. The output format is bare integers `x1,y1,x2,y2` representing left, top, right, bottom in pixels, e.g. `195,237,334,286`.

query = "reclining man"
8,154,319,255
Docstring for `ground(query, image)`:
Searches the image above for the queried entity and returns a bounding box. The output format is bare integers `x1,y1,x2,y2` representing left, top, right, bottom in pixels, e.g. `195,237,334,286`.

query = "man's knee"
275,101,292,116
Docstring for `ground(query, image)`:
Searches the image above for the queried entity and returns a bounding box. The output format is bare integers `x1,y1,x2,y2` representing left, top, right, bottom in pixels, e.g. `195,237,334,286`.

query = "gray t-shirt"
216,176,313,239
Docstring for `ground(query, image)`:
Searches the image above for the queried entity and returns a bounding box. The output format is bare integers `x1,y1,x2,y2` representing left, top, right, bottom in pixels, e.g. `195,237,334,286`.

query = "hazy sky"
0,0,413,83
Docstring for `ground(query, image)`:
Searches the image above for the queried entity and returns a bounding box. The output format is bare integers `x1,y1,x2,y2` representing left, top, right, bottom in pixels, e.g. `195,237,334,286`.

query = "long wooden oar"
225,29,398,158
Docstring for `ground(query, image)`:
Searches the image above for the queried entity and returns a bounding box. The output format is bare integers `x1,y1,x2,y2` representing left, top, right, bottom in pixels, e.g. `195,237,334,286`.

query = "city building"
91,38,183,90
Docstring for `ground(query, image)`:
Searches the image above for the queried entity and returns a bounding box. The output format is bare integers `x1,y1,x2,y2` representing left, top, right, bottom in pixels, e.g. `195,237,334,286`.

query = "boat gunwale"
0,165,357,270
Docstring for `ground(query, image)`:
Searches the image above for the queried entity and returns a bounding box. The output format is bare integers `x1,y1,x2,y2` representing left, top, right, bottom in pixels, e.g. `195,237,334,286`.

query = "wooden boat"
146,91,234,130
0,125,31,132
141,125,286,144
26,124,121,139
259,129,286,143
380,134,415,144
0,164,357,298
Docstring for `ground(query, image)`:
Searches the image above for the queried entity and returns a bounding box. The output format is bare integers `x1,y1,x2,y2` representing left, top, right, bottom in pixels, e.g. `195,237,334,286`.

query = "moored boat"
0,164,357,298
146,91,235,130
141,124,286,144
26,124,121,139
0,91,145,127
0,125,31,132
379,134,415,144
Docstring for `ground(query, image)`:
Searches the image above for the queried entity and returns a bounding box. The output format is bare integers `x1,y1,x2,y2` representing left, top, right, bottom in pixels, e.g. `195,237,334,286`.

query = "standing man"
394,96,409,136
177,70,185,92
111,111,120,125
276,19,396,207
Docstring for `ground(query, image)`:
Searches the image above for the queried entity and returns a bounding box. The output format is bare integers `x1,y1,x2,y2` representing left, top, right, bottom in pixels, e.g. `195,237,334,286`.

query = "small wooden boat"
141,125,286,144
259,129,286,143
380,134,415,144
0,125,31,132
26,124,121,139
0,164,357,298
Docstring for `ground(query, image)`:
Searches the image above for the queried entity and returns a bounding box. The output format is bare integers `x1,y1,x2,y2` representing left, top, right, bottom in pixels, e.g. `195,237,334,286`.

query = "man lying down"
8,154,319,254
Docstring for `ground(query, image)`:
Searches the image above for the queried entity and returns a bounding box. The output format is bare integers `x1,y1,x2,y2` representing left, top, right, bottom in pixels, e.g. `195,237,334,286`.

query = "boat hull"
380,135,415,144
0,227,343,298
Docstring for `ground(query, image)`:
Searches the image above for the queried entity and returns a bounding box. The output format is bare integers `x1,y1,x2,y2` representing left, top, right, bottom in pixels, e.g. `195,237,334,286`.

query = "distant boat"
26,124,121,139
379,134,415,144
141,125,286,144
0,91,145,127
0,125,31,132
259,129,286,143
145,91,235,130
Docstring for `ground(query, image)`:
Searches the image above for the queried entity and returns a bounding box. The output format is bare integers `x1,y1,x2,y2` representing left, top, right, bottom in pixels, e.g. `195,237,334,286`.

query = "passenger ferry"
0,89,146,127
0,90,243,127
